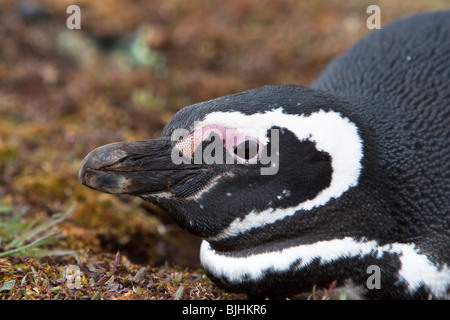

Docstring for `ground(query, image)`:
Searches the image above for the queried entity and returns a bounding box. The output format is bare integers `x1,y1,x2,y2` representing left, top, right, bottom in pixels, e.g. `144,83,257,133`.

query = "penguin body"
79,11,450,299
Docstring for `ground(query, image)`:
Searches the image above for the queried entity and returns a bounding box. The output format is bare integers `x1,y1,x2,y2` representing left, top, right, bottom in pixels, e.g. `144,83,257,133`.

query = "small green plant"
0,202,76,258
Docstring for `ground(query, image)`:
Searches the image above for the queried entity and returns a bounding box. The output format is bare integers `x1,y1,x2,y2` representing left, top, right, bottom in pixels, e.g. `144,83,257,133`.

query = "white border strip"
200,238,450,298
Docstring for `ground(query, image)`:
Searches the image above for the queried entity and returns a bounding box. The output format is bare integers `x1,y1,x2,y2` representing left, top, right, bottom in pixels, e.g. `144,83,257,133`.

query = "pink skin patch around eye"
175,125,263,164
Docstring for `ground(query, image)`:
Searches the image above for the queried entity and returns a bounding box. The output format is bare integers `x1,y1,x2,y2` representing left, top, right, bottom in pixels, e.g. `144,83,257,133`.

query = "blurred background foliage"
0,0,448,271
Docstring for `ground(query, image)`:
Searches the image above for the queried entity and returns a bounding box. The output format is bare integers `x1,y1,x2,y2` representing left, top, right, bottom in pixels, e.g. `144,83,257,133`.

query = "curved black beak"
78,138,200,195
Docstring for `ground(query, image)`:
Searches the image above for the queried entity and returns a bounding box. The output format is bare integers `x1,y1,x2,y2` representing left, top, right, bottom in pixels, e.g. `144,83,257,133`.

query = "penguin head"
79,85,364,242
78,11,450,299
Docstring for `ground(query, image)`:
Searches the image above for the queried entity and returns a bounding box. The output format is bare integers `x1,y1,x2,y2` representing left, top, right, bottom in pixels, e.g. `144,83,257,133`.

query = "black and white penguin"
79,11,450,299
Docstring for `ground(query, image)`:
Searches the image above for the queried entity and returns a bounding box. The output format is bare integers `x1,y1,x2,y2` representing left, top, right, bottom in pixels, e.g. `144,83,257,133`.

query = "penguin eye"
233,140,259,160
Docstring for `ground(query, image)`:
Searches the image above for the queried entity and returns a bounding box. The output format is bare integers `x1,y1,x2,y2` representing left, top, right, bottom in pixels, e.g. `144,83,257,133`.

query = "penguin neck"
204,188,374,254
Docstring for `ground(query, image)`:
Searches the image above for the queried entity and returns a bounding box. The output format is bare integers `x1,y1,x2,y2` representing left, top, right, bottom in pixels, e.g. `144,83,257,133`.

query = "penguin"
78,11,450,299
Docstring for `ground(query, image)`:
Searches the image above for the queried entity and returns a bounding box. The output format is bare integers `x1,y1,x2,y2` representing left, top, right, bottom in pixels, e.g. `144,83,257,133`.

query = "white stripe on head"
196,108,363,239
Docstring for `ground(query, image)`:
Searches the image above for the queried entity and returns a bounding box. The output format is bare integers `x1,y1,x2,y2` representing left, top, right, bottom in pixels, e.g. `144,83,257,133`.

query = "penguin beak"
78,138,199,195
